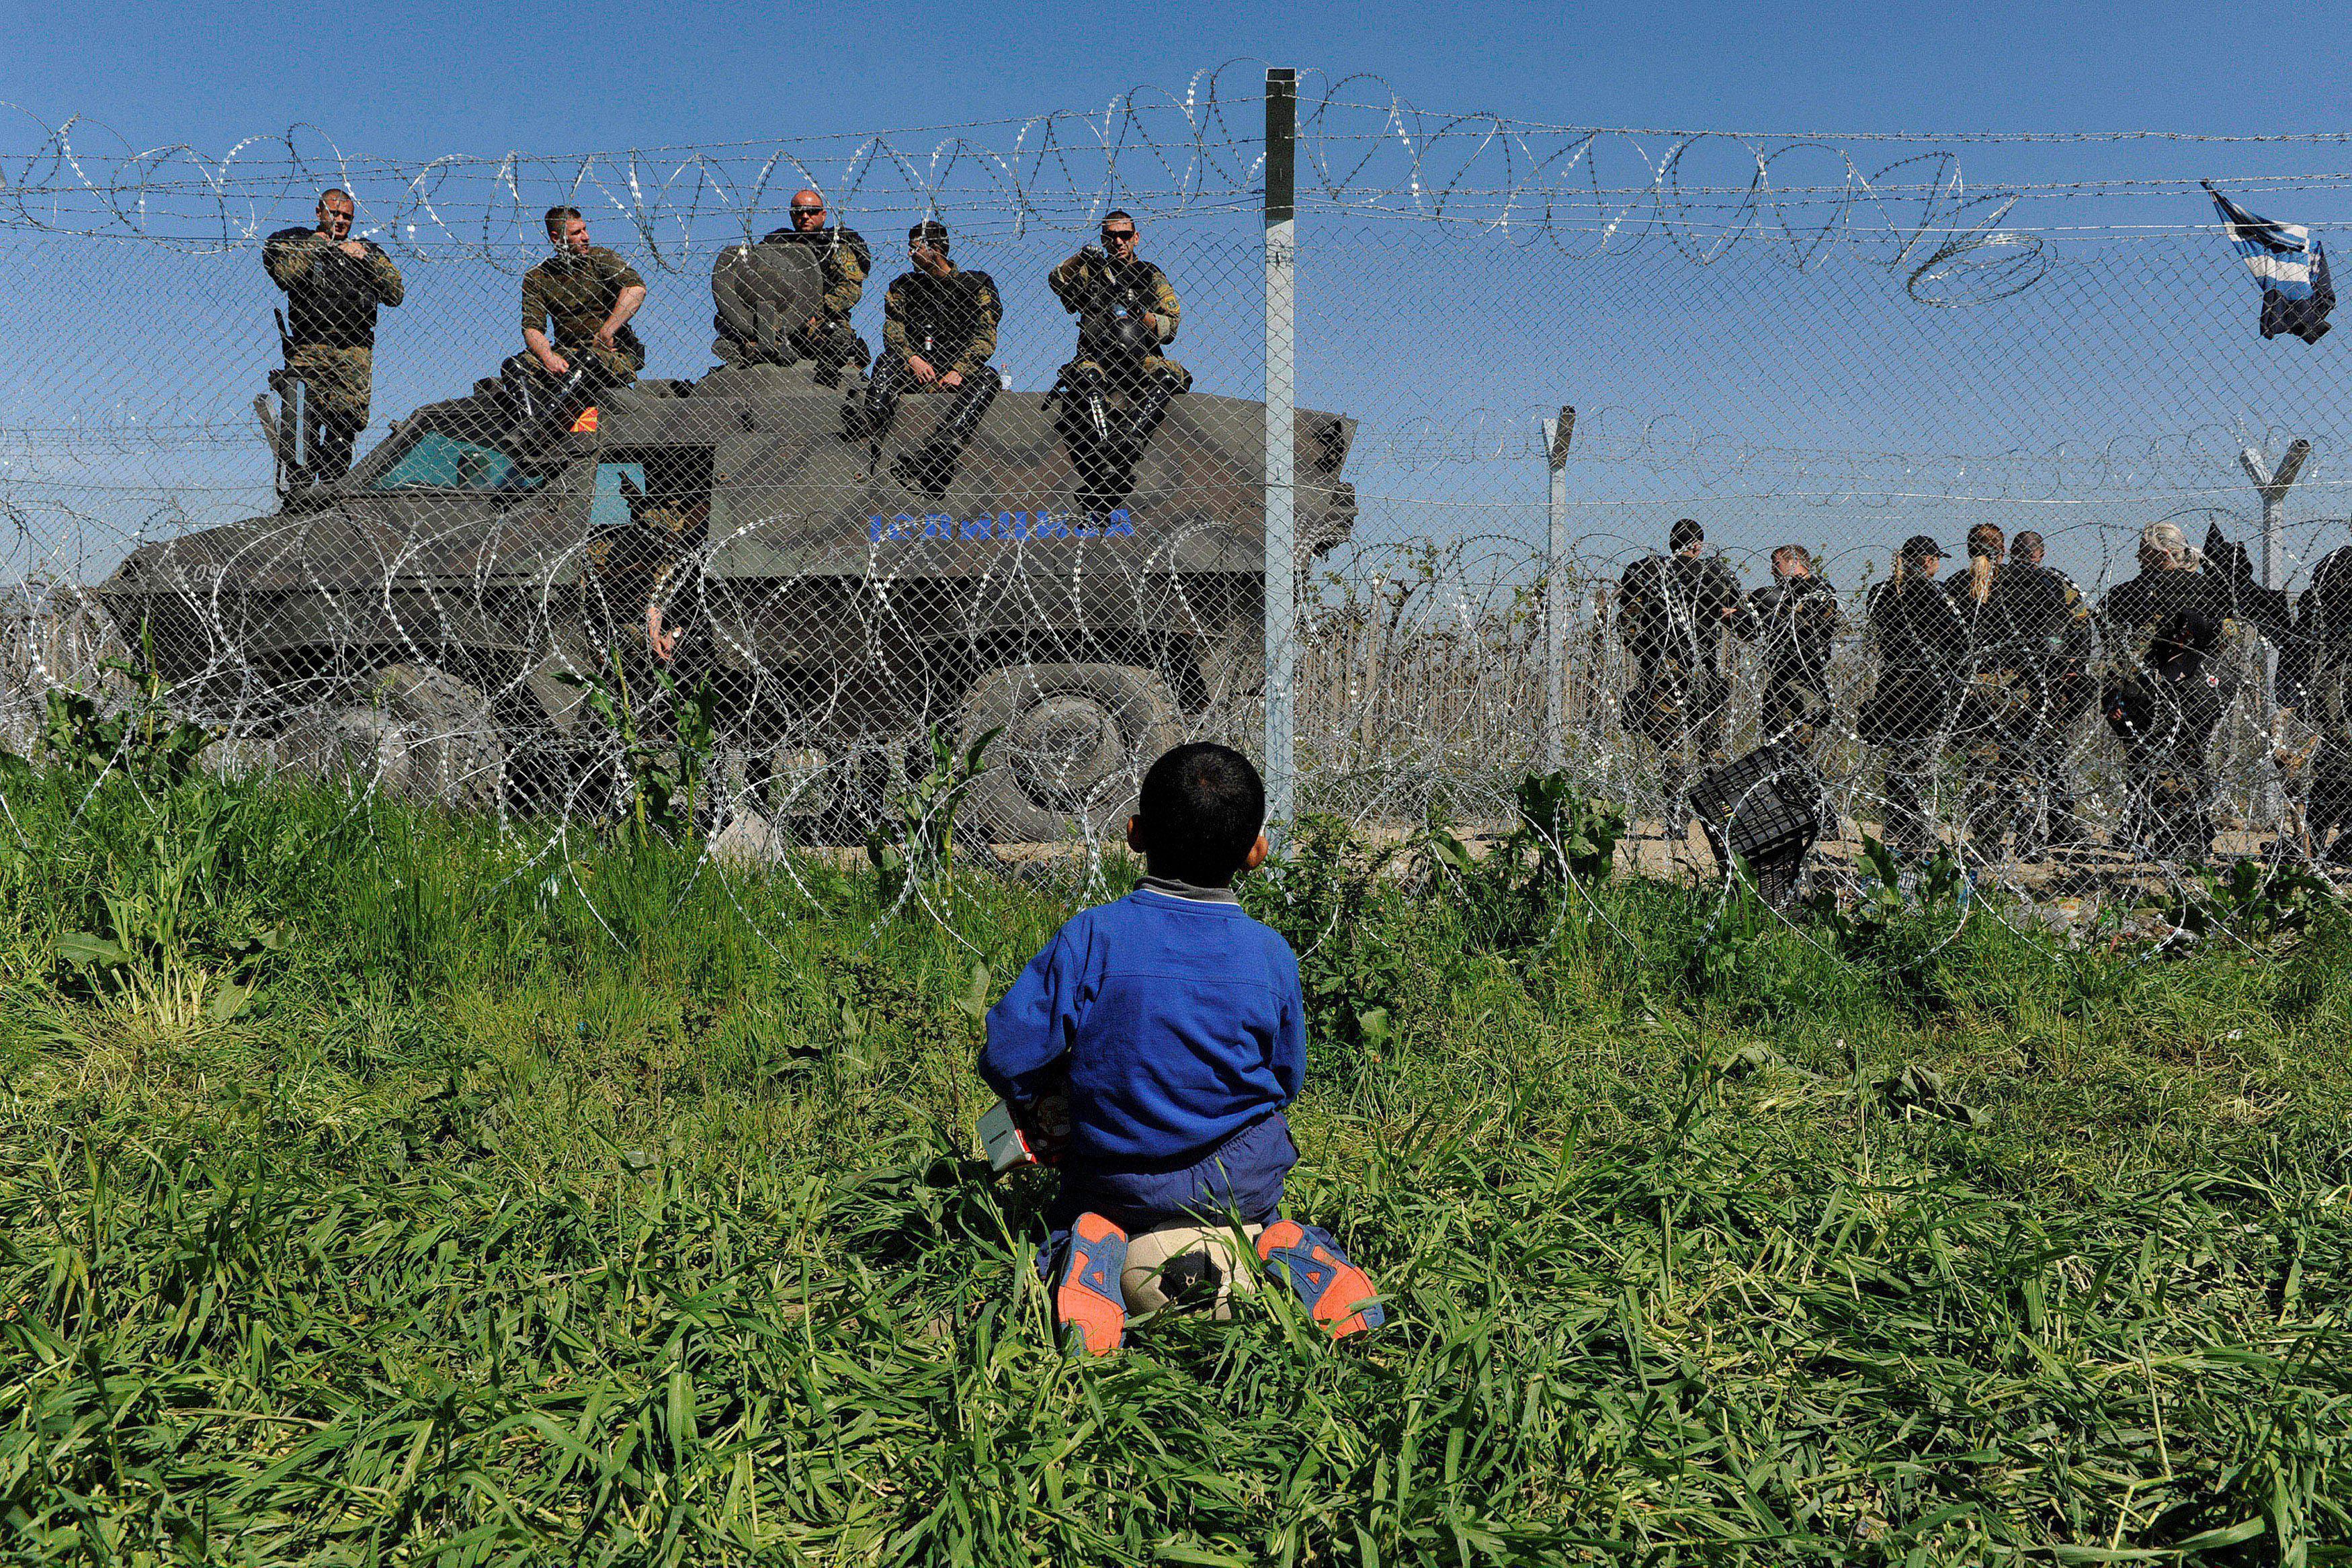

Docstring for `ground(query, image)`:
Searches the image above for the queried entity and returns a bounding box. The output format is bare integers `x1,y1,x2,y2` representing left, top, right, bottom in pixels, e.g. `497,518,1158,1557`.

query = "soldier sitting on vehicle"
263,187,405,483
713,187,871,384
851,220,1003,492
1047,211,1189,514
505,206,647,423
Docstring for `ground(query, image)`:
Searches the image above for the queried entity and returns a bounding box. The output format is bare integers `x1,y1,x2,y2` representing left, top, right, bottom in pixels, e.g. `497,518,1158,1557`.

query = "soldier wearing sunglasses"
1047,212,1189,510
739,188,872,386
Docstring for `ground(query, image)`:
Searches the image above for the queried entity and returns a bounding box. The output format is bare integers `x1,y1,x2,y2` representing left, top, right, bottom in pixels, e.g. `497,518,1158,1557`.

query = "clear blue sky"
7,0,2347,156
6,0,2349,591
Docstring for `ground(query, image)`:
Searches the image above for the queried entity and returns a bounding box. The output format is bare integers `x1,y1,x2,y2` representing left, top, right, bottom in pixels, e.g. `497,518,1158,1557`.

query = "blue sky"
5,1,2350,591
9,0,2347,157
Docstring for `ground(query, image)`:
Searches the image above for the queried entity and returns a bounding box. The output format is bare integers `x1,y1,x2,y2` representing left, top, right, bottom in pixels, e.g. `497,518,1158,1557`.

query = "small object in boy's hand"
979,1092,1071,1173
978,1098,1038,1172
1020,1090,1072,1164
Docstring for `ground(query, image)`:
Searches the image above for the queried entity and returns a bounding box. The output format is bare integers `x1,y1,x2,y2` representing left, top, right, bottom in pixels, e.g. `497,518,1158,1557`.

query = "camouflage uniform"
262,225,404,478
510,246,646,386
1048,249,1188,390
589,494,712,726
1618,552,1750,831
713,224,870,380
863,263,1003,489
1945,563,2094,857
1048,247,1190,513
1736,573,1840,752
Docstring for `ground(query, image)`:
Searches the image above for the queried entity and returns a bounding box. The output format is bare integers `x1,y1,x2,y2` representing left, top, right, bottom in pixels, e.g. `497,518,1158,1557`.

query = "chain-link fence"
5,69,2350,924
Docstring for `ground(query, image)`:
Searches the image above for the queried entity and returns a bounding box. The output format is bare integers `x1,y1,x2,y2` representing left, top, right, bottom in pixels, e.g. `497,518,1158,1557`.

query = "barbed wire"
3,71,2350,953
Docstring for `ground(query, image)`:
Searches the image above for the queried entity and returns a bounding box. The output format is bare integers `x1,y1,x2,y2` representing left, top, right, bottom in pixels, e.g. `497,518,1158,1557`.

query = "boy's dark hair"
544,204,582,235
1669,517,1704,554
1136,742,1265,885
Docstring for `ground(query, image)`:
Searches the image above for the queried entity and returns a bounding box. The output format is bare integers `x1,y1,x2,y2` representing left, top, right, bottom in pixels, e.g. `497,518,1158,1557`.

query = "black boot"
859,355,907,470
311,419,360,482
1114,372,1181,467
893,371,999,493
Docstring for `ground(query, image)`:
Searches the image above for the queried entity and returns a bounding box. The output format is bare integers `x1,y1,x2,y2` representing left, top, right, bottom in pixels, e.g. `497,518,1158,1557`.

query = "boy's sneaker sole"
1257,1221,1384,1338
1054,1213,1129,1357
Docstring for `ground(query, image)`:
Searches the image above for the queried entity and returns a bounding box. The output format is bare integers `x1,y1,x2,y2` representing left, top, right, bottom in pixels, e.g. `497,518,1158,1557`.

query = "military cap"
909,219,951,253
1898,534,1945,562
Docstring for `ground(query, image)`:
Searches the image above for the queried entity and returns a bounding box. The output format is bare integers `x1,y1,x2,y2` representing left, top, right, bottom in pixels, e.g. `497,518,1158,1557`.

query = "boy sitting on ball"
979,741,1383,1355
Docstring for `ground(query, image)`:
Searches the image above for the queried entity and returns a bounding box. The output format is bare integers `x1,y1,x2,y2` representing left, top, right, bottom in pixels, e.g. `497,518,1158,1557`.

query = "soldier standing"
511,206,647,397
1048,211,1189,511
2097,523,2244,864
1858,536,1968,857
1618,517,1751,835
858,220,1002,492
1995,529,2096,856
263,188,404,482
2265,535,2352,865
1736,544,1841,752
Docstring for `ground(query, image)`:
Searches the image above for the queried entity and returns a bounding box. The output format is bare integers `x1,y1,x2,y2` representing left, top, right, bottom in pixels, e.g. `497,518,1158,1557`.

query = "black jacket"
881,267,1002,378
1618,553,1748,674
1739,574,1840,683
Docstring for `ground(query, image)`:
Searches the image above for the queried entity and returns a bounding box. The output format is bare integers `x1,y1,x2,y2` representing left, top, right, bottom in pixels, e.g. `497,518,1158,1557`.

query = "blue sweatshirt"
980,883,1306,1167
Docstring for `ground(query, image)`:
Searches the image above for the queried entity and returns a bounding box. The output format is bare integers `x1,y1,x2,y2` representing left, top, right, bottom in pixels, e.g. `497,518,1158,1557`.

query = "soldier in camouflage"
1048,212,1189,511
263,189,404,482
856,220,1003,492
715,188,871,384
509,206,647,398
585,470,713,742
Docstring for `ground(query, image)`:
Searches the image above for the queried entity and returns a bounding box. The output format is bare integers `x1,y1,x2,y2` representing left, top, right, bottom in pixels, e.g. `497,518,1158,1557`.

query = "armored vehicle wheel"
278,662,505,810
960,664,1183,844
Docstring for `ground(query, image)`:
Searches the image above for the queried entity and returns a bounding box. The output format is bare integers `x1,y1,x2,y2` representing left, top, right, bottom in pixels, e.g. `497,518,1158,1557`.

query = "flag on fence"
2203,180,2335,344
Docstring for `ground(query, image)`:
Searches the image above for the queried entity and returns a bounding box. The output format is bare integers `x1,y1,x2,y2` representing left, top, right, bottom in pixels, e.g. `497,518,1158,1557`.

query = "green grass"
4,772,2352,1563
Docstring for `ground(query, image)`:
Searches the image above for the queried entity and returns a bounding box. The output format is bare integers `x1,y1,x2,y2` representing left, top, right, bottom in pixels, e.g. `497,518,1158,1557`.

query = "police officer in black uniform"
1736,543,1841,752
1618,517,1753,834
1945,525,2096,859
1859,535,1969,856
2098,521,2275,863
2279,542,2352,863
858,220,1002,492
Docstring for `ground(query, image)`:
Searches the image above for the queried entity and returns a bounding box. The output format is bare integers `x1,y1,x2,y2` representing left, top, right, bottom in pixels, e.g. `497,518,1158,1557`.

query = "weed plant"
3,768,2352,1563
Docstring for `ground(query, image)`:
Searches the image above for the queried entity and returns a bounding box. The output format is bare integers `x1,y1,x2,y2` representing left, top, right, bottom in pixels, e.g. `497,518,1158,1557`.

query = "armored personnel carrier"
97,239,1356,842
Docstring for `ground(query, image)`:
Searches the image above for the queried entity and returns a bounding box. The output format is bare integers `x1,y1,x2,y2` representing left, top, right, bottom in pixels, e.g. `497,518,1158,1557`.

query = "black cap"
1669,517,1704,554
909,219,950,252
1899,534,1945,562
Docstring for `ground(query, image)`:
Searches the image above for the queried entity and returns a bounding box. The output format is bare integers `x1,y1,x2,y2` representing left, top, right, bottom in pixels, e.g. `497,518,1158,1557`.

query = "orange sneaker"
1053,1213,1130,1357
1257,1221,1384,1338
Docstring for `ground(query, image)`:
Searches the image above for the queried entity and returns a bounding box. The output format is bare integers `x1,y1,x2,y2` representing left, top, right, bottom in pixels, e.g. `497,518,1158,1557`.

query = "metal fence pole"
1263,67,1298,832
2242,437,2310,599
2240,437,2309,831
1543,407,1573,771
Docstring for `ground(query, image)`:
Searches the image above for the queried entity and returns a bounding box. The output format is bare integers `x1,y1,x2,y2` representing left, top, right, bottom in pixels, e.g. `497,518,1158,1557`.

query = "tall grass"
4,771,2352,1563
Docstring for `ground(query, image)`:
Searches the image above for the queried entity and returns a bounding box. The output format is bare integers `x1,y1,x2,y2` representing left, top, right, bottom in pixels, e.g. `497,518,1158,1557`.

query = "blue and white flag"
2203,180,2335,343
